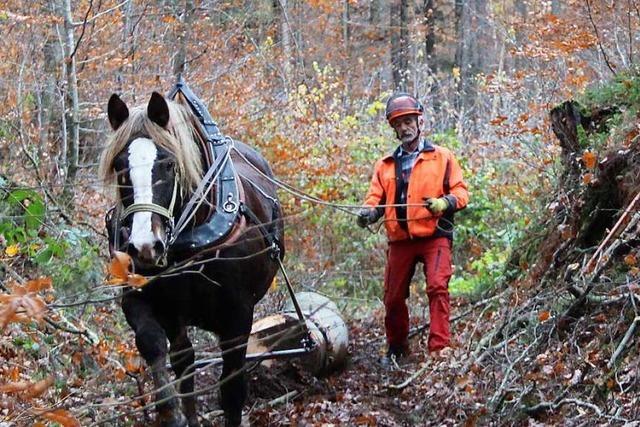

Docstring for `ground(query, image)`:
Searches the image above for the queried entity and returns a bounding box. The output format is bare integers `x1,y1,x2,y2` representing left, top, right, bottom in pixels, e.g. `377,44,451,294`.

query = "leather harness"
107,78,281,262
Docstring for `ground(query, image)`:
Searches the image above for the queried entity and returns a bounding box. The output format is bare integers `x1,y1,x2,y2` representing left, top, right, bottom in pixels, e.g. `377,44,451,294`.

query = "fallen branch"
525,397,626,422
607,316,640,369
387,363,430,390
583,192,640,276
266,390,299,407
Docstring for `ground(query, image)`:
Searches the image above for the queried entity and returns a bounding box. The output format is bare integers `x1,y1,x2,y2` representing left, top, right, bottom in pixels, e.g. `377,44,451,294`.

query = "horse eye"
165,160,175,171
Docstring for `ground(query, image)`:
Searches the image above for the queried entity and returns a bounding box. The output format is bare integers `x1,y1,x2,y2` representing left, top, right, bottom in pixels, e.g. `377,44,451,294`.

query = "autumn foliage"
2,0,640,425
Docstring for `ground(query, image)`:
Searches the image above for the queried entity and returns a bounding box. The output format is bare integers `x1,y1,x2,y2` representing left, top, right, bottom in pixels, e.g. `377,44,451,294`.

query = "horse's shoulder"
232,140,271,173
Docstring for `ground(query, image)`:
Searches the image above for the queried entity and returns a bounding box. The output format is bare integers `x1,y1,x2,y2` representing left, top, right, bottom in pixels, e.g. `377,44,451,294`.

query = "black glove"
357,207,378,228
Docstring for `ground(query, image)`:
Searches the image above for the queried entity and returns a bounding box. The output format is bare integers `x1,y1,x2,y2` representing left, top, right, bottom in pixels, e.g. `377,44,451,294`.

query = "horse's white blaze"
128,138,157,250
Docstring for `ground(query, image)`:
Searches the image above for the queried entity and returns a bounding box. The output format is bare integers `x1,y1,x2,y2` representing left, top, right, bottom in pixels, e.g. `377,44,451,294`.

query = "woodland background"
2,0,640,425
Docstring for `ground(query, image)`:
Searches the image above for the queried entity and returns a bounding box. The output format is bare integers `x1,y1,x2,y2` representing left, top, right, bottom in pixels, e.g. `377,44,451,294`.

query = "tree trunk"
172,0,195,79
424,0,436,71
60,0,80,191
390,0,409,92
343,0,351,105
279,0,292,87
40,21,62,158
117,0,135,93
369,0,381,23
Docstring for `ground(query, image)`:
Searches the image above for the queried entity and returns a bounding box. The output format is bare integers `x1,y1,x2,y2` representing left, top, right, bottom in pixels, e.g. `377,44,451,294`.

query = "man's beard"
400,134,415,143
399,131,419,145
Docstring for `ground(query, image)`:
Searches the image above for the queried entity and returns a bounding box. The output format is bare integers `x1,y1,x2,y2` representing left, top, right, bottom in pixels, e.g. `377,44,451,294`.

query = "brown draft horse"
99,91,284,426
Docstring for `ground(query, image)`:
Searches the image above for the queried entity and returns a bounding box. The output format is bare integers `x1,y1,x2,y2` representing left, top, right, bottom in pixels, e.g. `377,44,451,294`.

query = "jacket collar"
382,138,435,161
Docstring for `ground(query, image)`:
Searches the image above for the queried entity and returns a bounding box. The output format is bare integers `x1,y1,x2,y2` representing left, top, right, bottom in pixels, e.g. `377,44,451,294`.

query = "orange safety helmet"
385,93,424,122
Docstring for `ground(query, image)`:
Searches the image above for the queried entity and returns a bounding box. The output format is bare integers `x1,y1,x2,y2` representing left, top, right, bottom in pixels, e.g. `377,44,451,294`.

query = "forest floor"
192,298,489,427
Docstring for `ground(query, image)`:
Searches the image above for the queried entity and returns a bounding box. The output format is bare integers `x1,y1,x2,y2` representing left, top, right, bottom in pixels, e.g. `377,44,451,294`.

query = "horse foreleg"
219,331,250,427
123,297,186,427
168,327,200,427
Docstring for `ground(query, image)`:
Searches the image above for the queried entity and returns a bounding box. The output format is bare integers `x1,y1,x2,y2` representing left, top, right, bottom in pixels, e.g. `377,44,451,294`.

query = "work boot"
380,344,408,369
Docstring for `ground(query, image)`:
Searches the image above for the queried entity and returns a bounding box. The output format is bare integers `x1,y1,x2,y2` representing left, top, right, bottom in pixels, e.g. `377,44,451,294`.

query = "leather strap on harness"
165,77,243,259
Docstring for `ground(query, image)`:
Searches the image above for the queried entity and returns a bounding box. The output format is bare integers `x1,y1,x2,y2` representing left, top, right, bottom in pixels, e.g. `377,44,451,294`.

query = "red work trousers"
384,236,452,352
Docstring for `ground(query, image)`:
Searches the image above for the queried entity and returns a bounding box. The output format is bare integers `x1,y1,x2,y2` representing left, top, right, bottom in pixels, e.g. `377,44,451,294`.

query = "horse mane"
99,97,204,195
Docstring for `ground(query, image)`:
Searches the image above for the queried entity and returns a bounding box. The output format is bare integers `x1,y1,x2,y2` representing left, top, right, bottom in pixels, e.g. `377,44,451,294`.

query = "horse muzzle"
128,239,169,268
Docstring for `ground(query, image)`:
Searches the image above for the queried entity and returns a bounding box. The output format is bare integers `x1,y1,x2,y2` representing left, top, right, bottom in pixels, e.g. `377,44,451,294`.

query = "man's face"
390,115,422,145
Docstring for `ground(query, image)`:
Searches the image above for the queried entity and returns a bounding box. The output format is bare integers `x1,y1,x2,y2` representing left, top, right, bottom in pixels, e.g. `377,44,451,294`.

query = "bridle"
106,78,243,264
119,173,180,242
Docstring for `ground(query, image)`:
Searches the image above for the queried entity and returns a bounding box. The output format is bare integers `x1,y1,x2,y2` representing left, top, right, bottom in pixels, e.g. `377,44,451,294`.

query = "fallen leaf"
24,376,54,398
4,244,19,257
36,409,81,427
26,277,52,293
582,151,597,169
538,311,551,322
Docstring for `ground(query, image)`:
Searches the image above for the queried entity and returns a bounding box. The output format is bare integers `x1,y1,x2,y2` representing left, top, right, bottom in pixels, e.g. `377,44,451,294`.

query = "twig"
490,335,540,410
607,316,640,369
583,192,640,275
585,0,617,75
387,363,430,390
266,390,299,407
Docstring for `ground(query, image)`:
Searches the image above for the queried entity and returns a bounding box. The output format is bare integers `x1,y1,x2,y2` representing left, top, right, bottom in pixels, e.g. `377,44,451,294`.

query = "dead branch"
607,316,640,369
387,363,430,390
266,390,299,407
526,397,628,423
490,336,540,410
584,193,640,276
585,0,617,75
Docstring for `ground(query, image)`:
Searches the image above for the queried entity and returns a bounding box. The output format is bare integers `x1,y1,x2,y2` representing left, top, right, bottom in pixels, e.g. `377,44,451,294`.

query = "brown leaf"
24,376,54,398
37,409,81,427
26,277,52,293
0,380,31,394
624,254,637,266
128,274,148,288
582,151,597,169
582,173,593,185
106,252,149,288
538,311,551,322
109,251,131,281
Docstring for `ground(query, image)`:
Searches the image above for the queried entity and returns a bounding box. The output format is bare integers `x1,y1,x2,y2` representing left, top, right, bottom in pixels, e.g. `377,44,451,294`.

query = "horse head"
102,92,202,268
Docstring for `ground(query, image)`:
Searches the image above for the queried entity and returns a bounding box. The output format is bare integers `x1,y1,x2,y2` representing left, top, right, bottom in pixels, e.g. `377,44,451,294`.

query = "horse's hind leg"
167,326,200,427
122,295,187,427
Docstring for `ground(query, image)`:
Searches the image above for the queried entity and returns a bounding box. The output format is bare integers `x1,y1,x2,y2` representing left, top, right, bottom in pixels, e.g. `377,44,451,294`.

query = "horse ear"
108,94,129,131
147,92,170,128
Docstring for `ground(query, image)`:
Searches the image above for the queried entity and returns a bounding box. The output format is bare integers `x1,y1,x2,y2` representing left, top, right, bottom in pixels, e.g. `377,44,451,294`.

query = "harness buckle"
269,241,280,260
223,192,239,213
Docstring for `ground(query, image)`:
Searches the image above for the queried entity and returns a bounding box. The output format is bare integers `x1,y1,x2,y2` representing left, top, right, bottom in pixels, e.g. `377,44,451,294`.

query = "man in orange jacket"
358,93,469,364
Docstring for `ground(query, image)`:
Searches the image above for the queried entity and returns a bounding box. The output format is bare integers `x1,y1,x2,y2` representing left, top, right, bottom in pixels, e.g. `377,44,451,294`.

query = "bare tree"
172,0,196,79
390,0,410,91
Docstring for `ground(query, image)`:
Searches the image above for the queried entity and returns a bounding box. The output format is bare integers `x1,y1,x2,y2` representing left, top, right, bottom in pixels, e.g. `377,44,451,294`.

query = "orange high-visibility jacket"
363,142,469,242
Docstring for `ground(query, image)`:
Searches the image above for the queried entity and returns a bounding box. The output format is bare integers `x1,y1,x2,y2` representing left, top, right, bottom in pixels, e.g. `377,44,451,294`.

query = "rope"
231,146,429,215
232,146,457,234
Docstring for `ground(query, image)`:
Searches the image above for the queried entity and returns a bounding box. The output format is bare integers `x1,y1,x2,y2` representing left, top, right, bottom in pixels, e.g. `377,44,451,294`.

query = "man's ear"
108,94,129,130
417,116,425,131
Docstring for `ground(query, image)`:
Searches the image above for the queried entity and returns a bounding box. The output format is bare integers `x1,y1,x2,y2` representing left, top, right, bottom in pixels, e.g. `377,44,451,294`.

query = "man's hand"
424,197,449,214
357,207,378,228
